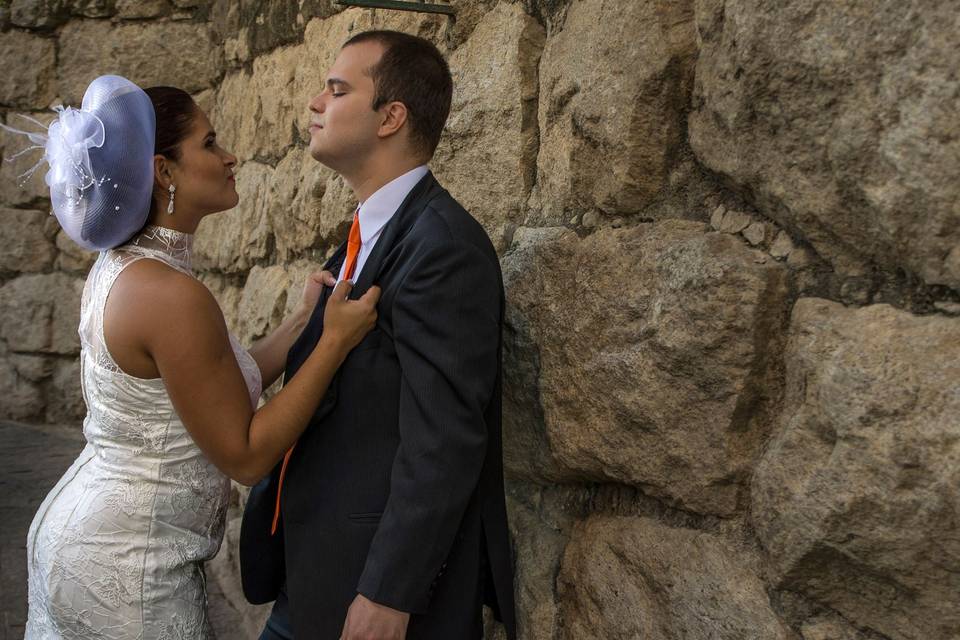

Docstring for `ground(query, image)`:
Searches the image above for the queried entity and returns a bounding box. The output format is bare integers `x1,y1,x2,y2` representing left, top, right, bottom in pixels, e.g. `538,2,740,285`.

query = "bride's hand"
296,270,337,317
320,280,381,357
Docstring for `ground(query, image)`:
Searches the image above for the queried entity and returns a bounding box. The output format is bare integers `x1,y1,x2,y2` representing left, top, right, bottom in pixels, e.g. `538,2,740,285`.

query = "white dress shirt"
336,165,429,283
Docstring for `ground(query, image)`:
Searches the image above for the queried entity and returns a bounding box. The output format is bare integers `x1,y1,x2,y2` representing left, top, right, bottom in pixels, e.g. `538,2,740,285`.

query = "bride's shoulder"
108,259,218,323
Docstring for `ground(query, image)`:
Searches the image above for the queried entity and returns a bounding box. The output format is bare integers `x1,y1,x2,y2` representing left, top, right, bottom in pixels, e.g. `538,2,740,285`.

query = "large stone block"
58,20,222,104
0,273,83,354
531,0,697,224
503,221,789,515
210,44,305,163
0,208,57,273
0,31,56,108
690,0,960,288
752,298,960,640
558,516,793,640
10,0,69,29
223,0,341,62
433,3,544,251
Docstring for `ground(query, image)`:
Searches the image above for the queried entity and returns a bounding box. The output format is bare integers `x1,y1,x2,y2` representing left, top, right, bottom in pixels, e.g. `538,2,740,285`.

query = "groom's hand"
340,594,410,640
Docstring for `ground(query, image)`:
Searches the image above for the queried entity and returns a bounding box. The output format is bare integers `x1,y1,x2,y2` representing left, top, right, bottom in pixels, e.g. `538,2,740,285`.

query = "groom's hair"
342,30,452,158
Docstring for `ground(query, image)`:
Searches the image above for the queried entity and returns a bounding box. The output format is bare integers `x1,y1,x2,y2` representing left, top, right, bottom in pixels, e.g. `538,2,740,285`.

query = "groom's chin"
307,144,334,167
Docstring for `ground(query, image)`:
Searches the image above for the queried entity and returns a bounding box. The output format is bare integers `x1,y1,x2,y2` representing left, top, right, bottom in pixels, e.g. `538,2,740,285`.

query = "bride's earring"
167,184,176,215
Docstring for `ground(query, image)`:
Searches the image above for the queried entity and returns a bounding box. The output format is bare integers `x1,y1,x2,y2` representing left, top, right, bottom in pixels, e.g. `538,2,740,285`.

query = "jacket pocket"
347,511,383,523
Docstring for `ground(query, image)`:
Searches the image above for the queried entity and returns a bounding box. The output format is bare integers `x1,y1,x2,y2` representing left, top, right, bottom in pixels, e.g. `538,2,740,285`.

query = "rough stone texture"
194,161,274,273
211,44,306,164
0,31,56,108
718,208,752,234
115,0,170,20
770,230,797,260
0,273,83,355
753,298,960,640
506,482,588,640
0,209,56,273
0,356,45,420
270,147,355,262
0,113,54,206
743,220,773,246
58,20,222,104
46,358,83,422
55,230,98,273
10,0,70,29
503,221,789,515
531,0,698,224
198,272,243,337
800,616,873,640
690,0,960,288
558,516,795,640
433,3,544,251
236,265,291,344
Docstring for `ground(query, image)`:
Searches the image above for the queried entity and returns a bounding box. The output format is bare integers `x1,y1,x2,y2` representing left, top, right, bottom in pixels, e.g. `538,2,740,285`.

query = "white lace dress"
25,225,263,640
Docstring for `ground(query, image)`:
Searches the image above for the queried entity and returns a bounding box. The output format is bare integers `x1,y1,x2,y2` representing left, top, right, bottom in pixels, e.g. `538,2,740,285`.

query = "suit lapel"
284,241,348,380
285,171,439,385
350,172,440,298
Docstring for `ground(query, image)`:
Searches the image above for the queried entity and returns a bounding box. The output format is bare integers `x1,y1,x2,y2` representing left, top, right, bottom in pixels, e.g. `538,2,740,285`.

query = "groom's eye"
332,92,346,97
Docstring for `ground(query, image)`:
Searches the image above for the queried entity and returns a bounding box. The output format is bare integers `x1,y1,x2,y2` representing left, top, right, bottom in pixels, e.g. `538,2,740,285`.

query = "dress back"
26,225,262,640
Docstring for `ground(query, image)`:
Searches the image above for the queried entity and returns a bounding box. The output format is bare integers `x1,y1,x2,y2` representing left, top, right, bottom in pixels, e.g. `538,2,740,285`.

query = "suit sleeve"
356,236,501,613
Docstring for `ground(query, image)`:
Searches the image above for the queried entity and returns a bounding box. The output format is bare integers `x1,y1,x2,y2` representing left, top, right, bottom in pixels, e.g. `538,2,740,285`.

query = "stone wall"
1,1,957,639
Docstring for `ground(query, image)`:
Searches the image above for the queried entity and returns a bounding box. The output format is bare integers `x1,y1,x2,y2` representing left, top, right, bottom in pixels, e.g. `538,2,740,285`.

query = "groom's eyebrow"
327,78,351,90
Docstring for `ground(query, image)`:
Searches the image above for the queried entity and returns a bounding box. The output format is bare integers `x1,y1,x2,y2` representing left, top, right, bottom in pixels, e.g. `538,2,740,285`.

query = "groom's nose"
309,93,326,113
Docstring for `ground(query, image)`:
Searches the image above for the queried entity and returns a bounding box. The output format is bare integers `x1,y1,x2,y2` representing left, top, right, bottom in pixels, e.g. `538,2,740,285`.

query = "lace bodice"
26,225,263,639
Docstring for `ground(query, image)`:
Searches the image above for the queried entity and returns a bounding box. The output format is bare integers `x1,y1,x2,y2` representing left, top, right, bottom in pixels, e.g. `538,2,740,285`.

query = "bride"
3,75,377,639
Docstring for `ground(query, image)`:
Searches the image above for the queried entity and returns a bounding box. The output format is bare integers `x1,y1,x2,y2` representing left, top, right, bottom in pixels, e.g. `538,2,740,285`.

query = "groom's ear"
377,101,409,140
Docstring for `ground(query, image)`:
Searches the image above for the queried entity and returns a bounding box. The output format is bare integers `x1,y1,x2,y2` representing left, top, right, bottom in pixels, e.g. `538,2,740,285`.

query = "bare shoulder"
110,258,215,312
106,258,225,349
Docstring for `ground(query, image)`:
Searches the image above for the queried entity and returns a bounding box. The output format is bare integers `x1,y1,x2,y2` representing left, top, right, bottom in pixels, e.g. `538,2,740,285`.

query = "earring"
167,184,176,215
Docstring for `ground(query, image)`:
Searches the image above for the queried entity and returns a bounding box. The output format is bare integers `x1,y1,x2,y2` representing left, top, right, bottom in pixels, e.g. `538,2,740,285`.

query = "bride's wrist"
317,331,349,362
288,304,312,333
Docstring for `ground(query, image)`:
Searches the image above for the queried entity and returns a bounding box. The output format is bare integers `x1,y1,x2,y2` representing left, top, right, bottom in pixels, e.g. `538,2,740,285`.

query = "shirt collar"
357,165,429,244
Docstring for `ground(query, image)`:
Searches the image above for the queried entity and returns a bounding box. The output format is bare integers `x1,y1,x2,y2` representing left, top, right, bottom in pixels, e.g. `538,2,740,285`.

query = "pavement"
0,420,244,639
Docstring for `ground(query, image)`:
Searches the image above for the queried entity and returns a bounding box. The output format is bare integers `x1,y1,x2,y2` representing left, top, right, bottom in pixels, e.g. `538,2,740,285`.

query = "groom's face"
308,41,385,169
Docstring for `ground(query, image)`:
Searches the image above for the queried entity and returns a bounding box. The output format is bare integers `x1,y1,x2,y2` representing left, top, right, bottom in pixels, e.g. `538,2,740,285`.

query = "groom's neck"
344,152,427,204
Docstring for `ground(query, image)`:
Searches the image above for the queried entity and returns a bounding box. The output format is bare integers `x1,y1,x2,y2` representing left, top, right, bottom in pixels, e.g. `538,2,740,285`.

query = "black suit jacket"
240,173,517,640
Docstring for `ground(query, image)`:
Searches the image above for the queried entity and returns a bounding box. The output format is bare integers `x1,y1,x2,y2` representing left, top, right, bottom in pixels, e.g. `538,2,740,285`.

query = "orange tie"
271,210,362,535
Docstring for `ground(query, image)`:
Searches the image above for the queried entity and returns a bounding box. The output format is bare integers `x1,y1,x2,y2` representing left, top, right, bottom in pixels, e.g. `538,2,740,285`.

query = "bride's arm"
247,270,337,388
112,266,378,486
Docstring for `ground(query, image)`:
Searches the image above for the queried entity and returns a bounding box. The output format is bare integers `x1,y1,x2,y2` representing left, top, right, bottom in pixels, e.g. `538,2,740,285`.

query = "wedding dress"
25,225,262,639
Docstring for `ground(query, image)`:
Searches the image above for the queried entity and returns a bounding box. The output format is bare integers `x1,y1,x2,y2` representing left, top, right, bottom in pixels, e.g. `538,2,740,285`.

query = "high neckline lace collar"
123,224,193,271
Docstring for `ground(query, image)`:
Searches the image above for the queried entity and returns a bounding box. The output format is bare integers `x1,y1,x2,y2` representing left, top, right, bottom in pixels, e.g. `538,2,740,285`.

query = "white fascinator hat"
1,75,156,251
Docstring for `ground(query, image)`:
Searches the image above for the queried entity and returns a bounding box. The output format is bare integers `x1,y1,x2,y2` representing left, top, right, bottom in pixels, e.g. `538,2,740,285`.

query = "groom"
240,30,516,640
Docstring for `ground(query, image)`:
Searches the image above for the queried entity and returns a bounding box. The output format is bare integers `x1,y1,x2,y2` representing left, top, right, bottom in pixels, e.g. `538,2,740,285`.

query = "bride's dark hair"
143,86,196,219
144,86,196,161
